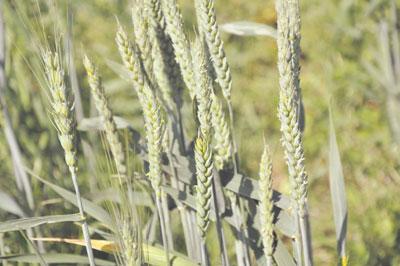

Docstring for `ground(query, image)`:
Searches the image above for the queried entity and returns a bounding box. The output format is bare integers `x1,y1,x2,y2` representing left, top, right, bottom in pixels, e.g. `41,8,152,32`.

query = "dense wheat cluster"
0,0,399,265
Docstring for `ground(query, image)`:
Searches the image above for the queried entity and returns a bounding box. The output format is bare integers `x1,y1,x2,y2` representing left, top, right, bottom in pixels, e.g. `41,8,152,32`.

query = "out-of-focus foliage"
0,0,399,265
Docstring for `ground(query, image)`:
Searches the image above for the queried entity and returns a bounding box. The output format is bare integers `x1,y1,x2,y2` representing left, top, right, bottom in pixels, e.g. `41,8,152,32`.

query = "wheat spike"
115,24,147,100
258,144,274,265
211,92,232,170
42,50,95,266
195,0,232,102
276,0,308,216
83,55,127,176
162,0,196,98
132,2,153,82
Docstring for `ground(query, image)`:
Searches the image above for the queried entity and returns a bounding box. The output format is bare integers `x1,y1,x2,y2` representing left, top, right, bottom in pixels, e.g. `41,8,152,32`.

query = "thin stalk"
299,208,313,266
155,195,171,266
293,210,303,266
70,171,96,266
21,231,47,266
200,239,209,266
166,147,195,258
211,178,230,266
161,192,174,251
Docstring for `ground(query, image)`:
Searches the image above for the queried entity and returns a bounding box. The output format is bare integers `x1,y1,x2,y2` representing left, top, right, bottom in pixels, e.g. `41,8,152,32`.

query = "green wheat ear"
211,92,232,170
258,143,274,266
195,0,232,102
162,0,196,99
83,55,127,177
42,49,95,266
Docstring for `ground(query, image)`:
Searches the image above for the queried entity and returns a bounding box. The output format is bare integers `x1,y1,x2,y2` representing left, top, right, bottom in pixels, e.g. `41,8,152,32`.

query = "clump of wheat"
258,144,274,266
42,49,95,266
83,55,127,177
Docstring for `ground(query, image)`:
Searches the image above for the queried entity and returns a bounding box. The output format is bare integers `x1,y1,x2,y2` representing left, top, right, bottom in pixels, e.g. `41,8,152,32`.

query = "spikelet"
161,0,196,98
83,55,127,176
258,144,274,264
195,0,232,101
276,0,308,215
211,92,232,170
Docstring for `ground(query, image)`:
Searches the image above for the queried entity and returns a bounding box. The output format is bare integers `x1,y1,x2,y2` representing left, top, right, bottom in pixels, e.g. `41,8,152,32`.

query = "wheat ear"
276,0,312,265
162,0,196,98
211,92,232,170
195,0,232,101
258,144,274,266
83,55,127,177
42,50,95,266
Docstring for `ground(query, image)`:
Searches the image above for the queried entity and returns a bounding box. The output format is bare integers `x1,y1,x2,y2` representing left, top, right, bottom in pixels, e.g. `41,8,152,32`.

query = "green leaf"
220,21,277,38
1,253,114,265
26,168,114,230
329,107,348,258
0,214,81,233
0,190,26,217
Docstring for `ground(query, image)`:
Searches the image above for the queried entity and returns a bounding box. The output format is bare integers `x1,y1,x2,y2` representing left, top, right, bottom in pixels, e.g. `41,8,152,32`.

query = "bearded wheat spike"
211,92,232,170
42,50,95,266
83,55,127,176
195,0,232,101
162,0,196,98
258,144,274,266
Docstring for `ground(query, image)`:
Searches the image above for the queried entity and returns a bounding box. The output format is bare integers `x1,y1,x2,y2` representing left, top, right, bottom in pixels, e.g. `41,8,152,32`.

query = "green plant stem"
211,178,230,266
300,208,313,266
70,170,96,266
155,194,171,266
293,210,303,266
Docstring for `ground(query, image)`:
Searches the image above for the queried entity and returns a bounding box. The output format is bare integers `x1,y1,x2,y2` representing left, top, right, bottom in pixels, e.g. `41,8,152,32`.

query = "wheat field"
0,0,399,265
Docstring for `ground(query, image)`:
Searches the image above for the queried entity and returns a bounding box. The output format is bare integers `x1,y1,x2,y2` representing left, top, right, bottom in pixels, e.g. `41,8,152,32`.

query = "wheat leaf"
0,214,81,233
33,238,199,266
0,190,26,217
329,107,348,258
26,168,114,230
0,253,114,265
220,21,277,38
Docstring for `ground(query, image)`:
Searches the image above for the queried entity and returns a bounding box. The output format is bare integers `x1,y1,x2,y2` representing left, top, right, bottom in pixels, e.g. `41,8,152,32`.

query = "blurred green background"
1,0,400,265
